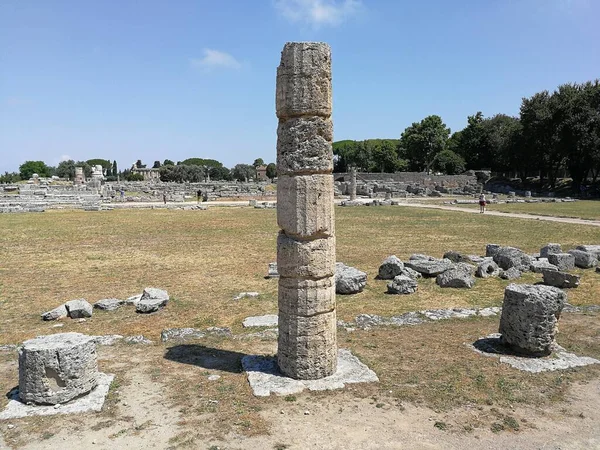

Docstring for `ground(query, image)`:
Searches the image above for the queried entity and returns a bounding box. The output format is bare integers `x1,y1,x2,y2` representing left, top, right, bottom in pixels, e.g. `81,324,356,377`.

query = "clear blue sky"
1,0,599,173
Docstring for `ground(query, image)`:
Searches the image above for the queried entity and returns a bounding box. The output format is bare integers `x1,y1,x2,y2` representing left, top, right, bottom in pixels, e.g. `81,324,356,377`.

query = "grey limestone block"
576,244,600,259
548,253,575,271
530,259,558,273
377,255,404,280
276,117,333,175
334,262,367,295
485,244,502,258
41,304,68,321
567,249,598,269
277,310,337,380
65,299,93,319
278,276,335,316
277,233,335,279
18,333,99,405
136,287,169,313
493,246,533,271
93,298,125,311
475,260,501,278
540,243,562,258
387,275,418,294
436,269,475,289
276,42,332,119
542,270,580,289
500,267,522,280
404,258,454,277
277,174,335,238
499,284,566,356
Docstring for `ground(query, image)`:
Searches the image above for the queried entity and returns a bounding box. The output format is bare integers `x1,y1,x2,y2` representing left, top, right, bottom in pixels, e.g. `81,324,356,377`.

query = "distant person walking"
163,193,167,205
120,188,125,201
197,189,202,203
479,193,486,213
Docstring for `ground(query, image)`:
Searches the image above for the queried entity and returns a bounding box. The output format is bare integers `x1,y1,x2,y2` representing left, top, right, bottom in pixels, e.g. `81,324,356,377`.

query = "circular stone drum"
18,332,99,405
499,284,566,356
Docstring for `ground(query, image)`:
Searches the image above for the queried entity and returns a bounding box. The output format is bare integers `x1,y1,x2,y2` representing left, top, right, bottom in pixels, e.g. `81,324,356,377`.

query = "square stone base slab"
469,334,600,373
0,372,114,420
242,349,378,397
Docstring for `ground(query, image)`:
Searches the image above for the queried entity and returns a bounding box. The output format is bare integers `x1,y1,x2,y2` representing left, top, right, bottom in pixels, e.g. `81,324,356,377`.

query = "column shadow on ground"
163,344,247,373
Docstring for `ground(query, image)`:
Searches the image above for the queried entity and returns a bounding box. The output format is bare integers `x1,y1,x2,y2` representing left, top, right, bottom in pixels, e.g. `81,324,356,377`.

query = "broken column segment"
276,42,337,379
499,284,566,356
18,333,99,405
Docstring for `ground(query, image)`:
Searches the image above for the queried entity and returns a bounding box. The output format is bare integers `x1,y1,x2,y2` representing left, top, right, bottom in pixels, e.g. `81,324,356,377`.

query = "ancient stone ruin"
499,284,566,356
276,42,337,380
18,333,99,405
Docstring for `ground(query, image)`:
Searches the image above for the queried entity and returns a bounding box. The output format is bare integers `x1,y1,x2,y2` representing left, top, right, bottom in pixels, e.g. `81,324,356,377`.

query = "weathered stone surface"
530,259,558,273
436,268,475,288
422,308,478,320
65,299,93,319
160,328,206,342
0,373,114,420
277,175,334,238
41,304,68,321
334,263,366,295
243,314,279,328
18,333,99,405
124,294,142,305
409,254,435,261
398,266,422,280
540,243,562,258
276,117,333,175
278,311,337,380
377,255,404,280
405,257,454,276
279,277,335,315
471,334,599,373
568,249,598,268
92,335,123,346
387,275,418,294
576,244,600,259
266,262,279,278
500,267,522,280
476,260,501,278
277,233,335,279
242,349,378,397
123,335,153,345
485,244,501,258
443,251,470,263
93,298,124,311
542,270,580,288
548,253,575,271
493,246,533,271
499,284,566,356
276,42,332,118
136,287,169,313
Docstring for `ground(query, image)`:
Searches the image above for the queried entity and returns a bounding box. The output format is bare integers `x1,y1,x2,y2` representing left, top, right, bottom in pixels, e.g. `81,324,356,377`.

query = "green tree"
209,166,232,181
86,159,111,171
112,160,118,177
56,160,76,180
400,115,450,172
232,164,256,182
0,172,21,183
253,158,265,168
432,150,466,175
163,159,174,166
266,163,277,181
180,158,223,168
19,161,51,179
152,160,161,169
371,140,399,172
135,159,146,169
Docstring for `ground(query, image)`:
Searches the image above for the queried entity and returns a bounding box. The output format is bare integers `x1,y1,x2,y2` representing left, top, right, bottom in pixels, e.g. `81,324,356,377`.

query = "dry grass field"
1,205,600,448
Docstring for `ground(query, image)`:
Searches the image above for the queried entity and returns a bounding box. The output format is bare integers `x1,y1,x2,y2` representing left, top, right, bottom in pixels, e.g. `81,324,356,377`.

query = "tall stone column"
349,167,357,200
276,42,337,380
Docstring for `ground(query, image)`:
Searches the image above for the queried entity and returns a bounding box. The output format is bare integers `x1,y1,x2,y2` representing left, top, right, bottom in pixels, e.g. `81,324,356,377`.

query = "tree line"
335,79,600,190
2,157,277,184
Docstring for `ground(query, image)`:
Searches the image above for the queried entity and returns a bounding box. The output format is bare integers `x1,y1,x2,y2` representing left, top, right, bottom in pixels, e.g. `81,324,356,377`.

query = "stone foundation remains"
18,333,99,405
